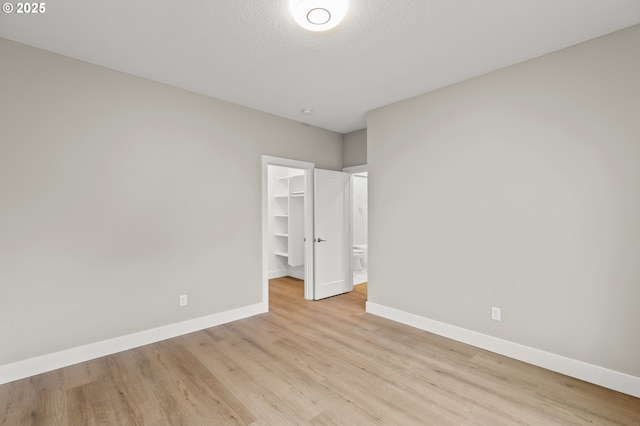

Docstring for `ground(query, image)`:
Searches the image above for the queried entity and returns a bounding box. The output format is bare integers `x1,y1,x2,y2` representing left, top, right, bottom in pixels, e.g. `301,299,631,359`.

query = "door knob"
315,238,326,242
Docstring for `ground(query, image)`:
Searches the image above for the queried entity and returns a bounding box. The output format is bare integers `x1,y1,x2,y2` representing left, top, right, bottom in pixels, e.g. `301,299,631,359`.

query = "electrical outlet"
179,294,188,307
491,306,501,321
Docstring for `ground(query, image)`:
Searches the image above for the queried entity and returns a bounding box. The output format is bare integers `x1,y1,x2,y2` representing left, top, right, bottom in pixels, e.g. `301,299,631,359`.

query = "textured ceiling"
2,1,640,133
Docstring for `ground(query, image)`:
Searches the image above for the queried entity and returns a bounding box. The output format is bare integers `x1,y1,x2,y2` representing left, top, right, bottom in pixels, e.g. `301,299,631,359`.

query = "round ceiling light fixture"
290,0,348,32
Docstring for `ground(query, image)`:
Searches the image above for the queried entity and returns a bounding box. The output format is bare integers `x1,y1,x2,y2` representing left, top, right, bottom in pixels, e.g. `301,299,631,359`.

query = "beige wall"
367,25,640,377
0,38,343,365
342,128,367,168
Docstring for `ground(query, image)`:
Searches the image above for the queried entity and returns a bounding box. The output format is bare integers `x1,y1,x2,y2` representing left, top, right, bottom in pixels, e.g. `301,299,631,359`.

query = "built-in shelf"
271,172,304,271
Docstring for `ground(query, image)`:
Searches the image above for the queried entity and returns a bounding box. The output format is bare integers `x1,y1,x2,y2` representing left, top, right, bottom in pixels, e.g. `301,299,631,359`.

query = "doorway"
344,165,368,286
262,156,353,306
262,156,314,308
351,171,368,285
267,165,306,278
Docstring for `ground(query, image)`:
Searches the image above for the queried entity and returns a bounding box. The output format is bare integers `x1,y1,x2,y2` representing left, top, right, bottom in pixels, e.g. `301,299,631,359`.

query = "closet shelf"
270,173,304,273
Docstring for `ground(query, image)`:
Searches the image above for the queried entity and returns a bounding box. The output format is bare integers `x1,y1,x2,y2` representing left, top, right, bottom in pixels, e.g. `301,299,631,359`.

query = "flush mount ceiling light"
290,0,348,32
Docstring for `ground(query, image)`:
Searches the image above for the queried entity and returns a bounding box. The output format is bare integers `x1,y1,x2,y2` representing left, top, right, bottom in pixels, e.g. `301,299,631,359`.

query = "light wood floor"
1,277,639,425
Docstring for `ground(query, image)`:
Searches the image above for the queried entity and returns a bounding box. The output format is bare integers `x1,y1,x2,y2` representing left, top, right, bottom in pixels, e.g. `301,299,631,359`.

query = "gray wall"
0,38,343,365
367,25,640,377
343,128,367,168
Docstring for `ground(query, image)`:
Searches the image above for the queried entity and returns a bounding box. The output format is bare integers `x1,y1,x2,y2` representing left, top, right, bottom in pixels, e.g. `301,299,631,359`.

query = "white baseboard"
0,302,266,386
287,266,304,280
269,269,288,279
366,301,640,398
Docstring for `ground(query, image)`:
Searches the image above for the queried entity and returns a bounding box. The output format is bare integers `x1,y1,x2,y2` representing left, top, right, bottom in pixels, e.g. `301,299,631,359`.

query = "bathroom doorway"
344,165,368,286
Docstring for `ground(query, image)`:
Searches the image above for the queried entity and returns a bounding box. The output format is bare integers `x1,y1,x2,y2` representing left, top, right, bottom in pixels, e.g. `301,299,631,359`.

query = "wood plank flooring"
1,276,639,425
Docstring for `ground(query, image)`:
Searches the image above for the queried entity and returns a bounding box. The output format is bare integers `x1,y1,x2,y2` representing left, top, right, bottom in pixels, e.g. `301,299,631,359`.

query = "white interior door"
314,169,351,300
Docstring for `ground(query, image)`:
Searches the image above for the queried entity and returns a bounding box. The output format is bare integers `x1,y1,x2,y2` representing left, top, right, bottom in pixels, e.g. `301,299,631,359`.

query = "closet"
268,166,305,280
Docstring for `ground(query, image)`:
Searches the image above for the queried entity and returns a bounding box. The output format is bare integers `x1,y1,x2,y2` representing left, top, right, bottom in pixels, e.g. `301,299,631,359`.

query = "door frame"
262,156,315,309
343,165,368,287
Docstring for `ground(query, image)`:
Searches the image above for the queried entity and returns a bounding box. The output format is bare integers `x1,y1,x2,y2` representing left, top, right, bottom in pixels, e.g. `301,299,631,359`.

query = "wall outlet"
491,306,501,321
179,294,188,307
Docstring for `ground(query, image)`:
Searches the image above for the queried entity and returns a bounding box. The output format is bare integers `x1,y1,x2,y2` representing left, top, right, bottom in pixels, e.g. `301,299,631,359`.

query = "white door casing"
262,156,315,306
313,169,352,300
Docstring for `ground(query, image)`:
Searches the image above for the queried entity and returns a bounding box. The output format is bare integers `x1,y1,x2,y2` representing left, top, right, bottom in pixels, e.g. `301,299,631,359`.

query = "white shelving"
287,174,304,267
269,167,305,280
